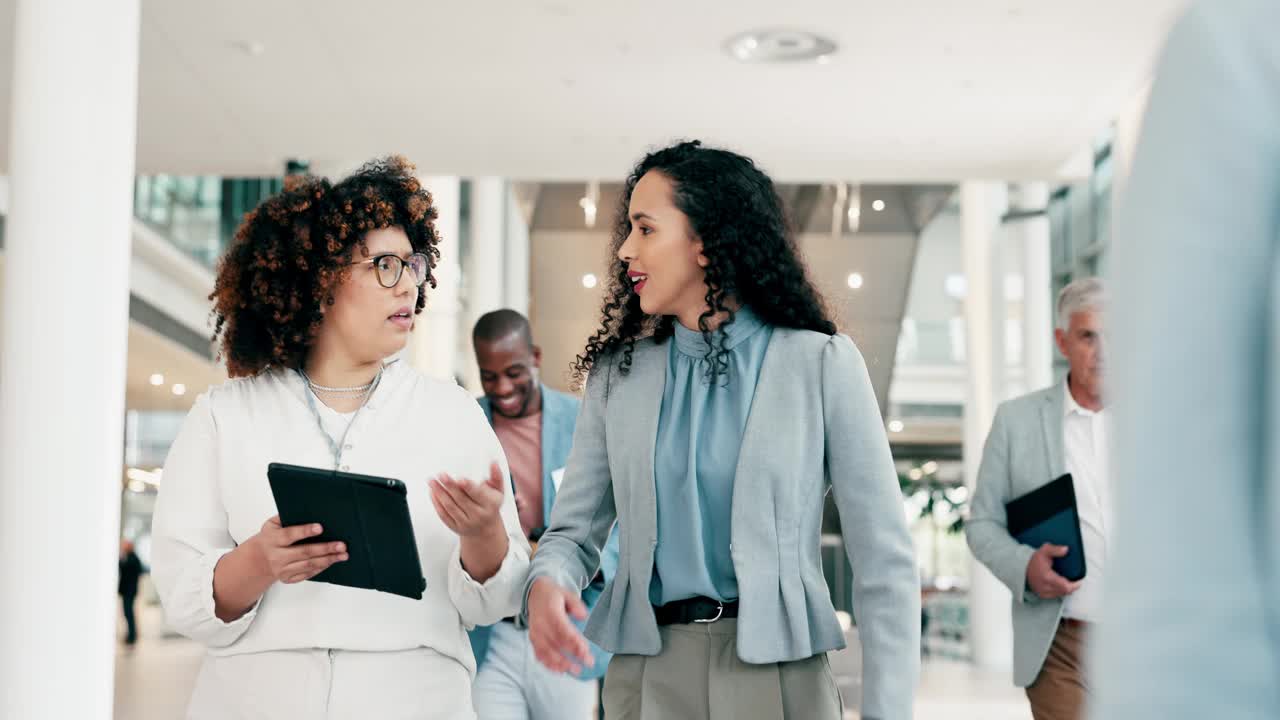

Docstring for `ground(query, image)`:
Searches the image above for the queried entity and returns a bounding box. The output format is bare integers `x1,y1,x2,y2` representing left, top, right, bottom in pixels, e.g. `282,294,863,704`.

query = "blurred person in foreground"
1093,1,1280,718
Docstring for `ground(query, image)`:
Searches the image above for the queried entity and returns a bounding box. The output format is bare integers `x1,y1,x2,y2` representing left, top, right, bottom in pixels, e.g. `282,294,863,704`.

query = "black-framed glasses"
352,253,430,288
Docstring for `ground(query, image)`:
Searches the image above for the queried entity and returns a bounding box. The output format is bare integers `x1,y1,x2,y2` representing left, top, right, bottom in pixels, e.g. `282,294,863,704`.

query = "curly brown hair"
210,156,441,377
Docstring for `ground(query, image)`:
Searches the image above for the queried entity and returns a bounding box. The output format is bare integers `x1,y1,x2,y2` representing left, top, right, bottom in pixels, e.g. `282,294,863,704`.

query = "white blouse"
150,359,530,676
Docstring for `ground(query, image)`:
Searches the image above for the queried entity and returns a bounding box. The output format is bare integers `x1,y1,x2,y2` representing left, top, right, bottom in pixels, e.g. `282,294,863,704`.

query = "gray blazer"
966,383,1068,688
521,329,919,720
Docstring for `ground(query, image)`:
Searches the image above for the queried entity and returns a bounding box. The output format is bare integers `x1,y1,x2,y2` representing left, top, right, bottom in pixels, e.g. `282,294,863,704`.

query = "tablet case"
267,463,427,600
1004,473,1087,582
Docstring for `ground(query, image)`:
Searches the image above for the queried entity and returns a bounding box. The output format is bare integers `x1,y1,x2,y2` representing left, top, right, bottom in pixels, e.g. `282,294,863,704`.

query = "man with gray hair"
967,277,1109,720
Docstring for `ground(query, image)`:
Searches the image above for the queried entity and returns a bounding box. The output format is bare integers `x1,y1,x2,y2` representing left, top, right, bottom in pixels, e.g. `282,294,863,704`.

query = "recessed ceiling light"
872,200,886,212
847,272,864,290
816,54,832,65
725,29,837,64
149,373,164,386
888,420,905,433
581,273,598,289
171,383,187,396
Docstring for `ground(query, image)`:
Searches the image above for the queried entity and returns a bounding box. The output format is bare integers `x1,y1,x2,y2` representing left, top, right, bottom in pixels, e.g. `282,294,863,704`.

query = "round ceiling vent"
725,29,837,64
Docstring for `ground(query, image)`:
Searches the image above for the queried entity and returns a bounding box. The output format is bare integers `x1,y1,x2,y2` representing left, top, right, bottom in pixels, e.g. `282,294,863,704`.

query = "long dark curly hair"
210,156,441,377
572,140,836,385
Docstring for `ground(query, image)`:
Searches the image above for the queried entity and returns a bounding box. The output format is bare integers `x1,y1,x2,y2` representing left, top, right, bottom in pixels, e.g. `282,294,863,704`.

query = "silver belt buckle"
694,602,725,624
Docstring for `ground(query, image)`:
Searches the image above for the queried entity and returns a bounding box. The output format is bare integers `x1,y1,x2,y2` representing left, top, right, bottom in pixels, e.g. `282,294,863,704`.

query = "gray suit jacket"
966,383,1068,688
521,329,919,720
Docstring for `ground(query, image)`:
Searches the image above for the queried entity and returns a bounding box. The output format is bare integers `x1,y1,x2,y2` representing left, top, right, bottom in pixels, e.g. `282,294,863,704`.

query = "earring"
326,296,335,306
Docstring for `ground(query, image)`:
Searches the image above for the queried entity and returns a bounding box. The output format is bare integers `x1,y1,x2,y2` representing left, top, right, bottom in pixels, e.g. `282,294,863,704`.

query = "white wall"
891,205,1036,411
529,229,613,393
798,230,917,411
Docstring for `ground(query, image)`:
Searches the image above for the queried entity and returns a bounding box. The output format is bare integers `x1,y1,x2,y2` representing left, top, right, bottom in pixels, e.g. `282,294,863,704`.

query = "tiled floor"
114,603,1029,719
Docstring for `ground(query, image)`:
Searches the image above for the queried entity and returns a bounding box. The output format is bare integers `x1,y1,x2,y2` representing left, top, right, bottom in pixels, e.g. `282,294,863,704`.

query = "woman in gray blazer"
522,141,919,720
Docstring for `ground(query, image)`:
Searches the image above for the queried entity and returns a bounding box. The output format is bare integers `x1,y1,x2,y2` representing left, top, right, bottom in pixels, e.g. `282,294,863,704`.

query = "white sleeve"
151,394,260,647
445,394,532,629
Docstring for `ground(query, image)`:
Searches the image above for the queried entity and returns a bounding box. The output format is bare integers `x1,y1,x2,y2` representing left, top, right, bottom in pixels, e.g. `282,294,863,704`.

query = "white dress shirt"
1061,382,1113,622
151,359,531,677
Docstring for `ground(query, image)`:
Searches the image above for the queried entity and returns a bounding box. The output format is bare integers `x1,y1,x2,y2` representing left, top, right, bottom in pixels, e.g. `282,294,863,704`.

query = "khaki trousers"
602,618,844,720
1025,620,1090,720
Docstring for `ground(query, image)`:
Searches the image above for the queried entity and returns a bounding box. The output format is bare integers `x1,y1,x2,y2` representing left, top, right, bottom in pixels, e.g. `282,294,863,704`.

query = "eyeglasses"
351,253,431,288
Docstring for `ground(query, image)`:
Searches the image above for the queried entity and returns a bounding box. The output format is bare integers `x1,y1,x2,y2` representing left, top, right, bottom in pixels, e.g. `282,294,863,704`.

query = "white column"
1011,182,1054,392
0,1,140,717
410,176,461,383
460,177,508,391
468,177,507,316
960,181,1014,672
504,185,531,318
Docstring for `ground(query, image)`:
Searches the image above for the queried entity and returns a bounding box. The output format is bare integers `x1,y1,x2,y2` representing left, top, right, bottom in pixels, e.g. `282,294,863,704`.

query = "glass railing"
896,317,1025,367
134,175,284,270
896,318,965,365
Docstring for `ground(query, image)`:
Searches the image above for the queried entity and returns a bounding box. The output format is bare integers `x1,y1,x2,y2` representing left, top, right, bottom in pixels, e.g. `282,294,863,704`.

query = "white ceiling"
0,0,1184,181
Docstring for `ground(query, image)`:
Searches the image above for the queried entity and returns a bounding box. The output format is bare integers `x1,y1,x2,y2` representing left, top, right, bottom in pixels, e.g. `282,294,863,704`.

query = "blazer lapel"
1040,383,1067,478
616,341,668,543
539,386,571,513
730,329,783,524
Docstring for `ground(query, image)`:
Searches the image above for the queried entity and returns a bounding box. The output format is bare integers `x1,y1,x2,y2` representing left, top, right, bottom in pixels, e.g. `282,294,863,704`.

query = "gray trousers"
601,618,844,720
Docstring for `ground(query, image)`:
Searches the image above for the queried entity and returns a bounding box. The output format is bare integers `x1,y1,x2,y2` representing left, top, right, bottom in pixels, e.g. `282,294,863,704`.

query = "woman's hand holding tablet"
247,515,350,585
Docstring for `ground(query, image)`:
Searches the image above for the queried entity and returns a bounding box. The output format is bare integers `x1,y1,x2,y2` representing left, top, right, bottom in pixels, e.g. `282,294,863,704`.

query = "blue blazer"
469,385,619,680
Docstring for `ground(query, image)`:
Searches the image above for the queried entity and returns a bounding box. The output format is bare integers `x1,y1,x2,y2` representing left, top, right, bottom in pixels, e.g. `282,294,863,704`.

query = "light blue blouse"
650,307,773,605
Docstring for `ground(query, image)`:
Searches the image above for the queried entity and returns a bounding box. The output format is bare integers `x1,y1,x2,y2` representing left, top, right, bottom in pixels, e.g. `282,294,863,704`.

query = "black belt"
654,597,739,626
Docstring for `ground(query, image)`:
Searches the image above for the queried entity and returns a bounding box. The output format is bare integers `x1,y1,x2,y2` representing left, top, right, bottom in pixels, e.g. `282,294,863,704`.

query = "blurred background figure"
469,308,619,720
968,278,1109,720
118,539,146,646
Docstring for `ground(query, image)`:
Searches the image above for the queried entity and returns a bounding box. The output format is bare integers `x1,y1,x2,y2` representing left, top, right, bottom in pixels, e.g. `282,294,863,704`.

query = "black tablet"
267,462,427,600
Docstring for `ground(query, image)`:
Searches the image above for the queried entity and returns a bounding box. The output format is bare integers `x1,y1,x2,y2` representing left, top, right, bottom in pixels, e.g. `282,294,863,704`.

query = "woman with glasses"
151,157,529,719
